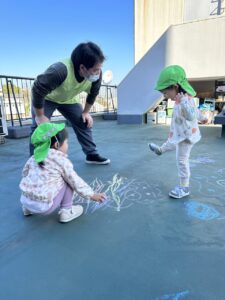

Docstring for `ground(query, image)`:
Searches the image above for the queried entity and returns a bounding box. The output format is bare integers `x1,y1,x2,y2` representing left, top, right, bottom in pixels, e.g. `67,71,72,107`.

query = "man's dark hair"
71,42,105,70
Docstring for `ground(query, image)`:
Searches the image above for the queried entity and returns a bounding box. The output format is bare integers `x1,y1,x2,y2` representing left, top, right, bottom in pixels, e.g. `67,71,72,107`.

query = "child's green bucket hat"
155,65,196,96
31,122,65,163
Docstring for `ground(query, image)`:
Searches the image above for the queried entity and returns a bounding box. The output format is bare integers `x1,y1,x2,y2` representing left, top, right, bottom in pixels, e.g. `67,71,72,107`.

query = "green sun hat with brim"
31,122,65,163
155,65,196,96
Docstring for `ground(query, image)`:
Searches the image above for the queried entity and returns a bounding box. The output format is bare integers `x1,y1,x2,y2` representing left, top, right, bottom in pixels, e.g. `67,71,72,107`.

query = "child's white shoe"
59,205,83,223
22,206,33,216
148,143,162,155
169,186,190,199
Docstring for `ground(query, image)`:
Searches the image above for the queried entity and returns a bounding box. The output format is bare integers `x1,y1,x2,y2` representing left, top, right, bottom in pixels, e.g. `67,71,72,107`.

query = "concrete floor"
0,120,225,300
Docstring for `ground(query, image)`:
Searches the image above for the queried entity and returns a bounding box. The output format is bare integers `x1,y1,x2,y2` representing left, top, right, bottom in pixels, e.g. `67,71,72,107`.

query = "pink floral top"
169,96,205,144
20,149,94,204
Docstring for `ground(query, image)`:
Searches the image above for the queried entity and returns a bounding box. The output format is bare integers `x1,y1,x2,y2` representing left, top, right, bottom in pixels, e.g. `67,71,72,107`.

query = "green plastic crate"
167,108,173,117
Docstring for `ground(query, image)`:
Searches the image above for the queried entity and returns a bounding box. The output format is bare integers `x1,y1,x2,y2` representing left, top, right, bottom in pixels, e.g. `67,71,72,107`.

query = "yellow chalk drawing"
105,174,124,211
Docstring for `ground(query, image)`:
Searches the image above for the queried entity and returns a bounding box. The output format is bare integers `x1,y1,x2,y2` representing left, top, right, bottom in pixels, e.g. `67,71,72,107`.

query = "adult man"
31,42,110,164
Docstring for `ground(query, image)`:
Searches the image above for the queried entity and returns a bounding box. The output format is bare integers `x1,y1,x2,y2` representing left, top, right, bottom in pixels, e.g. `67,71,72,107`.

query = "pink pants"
43,184,73,215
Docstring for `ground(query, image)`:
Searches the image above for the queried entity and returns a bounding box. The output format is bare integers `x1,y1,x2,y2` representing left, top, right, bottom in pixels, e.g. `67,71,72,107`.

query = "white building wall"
134,0,184,64
118,16,225,122
135,0,225,63
166,16,225,79
184,0,225,21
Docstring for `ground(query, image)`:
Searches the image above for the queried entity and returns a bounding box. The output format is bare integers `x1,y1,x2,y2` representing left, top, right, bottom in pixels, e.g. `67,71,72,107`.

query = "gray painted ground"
0,120,225,300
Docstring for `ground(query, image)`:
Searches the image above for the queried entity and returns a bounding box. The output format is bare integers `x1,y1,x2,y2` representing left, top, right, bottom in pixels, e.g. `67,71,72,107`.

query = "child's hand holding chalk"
91,193,106,203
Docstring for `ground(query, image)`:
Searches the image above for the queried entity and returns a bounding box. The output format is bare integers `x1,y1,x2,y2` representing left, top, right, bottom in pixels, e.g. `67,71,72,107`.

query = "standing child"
20,123,106,223
149,65,207,199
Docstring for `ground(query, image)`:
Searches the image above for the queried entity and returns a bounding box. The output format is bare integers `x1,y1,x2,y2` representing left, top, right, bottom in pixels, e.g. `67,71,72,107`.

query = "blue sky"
0,0,134,84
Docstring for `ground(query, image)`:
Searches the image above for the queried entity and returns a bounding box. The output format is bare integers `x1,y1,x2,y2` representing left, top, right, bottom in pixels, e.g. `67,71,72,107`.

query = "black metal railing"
0,75,117,126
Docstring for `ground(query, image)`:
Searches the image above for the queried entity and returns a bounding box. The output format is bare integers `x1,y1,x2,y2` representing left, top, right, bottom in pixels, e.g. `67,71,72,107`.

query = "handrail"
0,75,117,126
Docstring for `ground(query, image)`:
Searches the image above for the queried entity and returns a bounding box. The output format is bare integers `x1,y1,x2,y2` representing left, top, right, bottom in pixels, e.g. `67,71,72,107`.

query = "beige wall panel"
135,0,184,63
166,17,225,79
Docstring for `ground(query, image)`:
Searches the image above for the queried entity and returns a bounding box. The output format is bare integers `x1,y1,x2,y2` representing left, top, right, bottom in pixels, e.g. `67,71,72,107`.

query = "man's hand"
82,112,93,128
35,115,50,125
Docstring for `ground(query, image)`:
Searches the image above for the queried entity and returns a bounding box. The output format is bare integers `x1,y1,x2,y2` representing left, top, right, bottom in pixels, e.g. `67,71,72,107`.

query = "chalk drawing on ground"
184,200,225,221
155,290,190,300
216,180,225,188
191,171,225,199
73,174,164,214
190,154,215,168
216,168,225,176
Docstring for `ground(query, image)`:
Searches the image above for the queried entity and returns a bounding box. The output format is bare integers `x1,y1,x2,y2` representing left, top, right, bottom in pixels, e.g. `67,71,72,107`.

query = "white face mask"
85,73,100,82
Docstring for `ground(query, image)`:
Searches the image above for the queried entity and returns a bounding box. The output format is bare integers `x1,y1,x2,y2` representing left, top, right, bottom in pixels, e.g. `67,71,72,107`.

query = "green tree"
2,84,20,94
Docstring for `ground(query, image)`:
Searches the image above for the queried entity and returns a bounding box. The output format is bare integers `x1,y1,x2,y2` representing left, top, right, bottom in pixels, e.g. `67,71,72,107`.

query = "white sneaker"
148,143,162,155
59,205,83,223
169,186,190,199
22,206,33,216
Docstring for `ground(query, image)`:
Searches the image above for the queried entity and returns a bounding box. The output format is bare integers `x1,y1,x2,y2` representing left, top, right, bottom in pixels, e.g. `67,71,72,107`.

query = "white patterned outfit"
160,96,205,187
20,149,94,213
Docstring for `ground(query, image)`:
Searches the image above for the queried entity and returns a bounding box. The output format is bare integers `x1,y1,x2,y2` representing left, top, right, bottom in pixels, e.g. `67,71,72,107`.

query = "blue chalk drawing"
184,200,225,220
216,168,225,176
189,154,215,168
189,155,215,165
87,198,111,214
217,180,225,188
191,172,225,200
155,290,189,300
